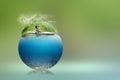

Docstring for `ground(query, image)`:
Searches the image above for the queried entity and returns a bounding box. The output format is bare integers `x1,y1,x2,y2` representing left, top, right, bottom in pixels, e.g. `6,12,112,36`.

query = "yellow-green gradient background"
0,0,120,80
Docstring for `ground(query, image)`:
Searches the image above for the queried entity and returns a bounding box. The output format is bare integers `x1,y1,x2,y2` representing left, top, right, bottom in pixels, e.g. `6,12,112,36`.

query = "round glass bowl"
18,33,63,70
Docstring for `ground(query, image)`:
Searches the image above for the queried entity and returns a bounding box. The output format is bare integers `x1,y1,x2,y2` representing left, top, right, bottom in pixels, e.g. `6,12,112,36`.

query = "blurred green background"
0,0,120,79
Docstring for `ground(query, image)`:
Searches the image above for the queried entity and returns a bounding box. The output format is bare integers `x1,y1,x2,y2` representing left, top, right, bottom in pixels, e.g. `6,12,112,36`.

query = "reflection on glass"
26,70,55,80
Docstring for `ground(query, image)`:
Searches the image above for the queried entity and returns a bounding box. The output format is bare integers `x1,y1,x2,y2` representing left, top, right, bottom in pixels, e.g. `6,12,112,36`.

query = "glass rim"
22,32,55,37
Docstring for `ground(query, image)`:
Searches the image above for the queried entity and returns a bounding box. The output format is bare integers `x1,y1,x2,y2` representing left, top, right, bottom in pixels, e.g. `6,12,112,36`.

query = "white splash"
18,14,56,27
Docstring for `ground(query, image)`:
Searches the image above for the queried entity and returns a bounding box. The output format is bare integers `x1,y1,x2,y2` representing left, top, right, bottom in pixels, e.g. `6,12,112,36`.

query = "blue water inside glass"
18,34,63,69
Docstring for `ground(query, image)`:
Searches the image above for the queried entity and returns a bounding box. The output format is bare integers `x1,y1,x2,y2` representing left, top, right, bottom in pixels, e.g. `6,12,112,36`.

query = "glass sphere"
18,33,63,69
